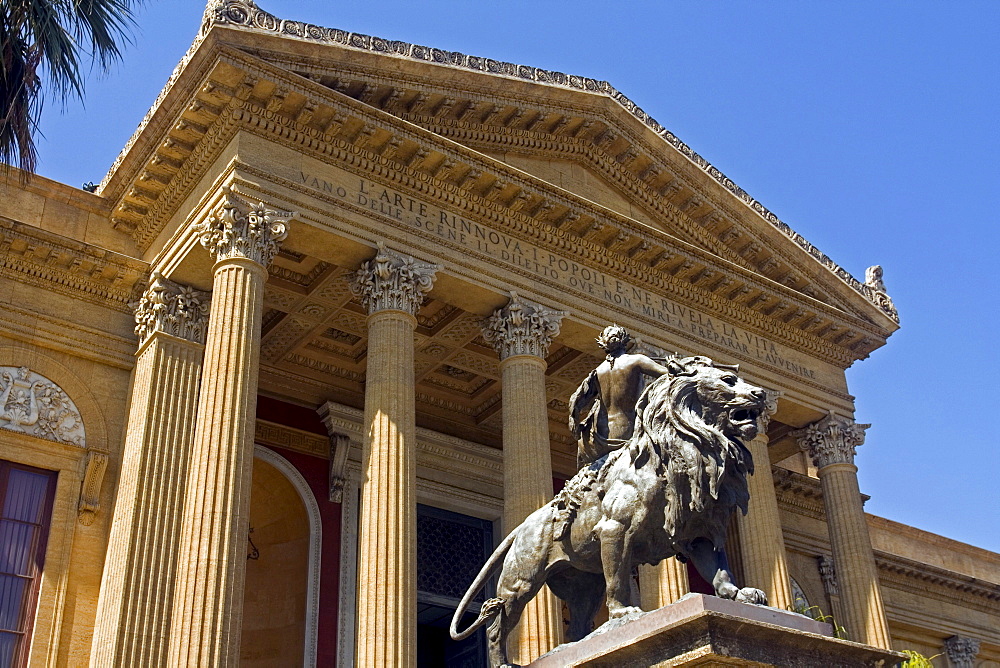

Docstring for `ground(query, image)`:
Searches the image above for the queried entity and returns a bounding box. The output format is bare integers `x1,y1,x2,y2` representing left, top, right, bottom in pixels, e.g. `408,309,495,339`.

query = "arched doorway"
241,447,321,666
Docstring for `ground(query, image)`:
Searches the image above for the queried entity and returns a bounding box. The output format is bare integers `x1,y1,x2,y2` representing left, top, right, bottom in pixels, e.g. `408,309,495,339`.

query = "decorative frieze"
793,411,869,468
0,366,86,446
482,292,566,360
134,272,211,345
349,243,440,315
943,635,980,668
194,188,294,266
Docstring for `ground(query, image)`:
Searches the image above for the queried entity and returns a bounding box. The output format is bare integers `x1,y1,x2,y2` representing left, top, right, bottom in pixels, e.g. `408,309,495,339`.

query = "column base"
529,594,904,668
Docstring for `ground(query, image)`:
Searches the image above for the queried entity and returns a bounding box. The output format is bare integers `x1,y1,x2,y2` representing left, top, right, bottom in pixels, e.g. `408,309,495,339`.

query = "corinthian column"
483,292,566,663
638,558,689,610
793,413,891,649
350,244,439,668
167,191,293,667
91,274,209,667
736,390,793,610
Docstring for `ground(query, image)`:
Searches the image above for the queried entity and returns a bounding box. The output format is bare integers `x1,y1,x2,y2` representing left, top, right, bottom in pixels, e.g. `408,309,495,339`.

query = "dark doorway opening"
416,504,494,668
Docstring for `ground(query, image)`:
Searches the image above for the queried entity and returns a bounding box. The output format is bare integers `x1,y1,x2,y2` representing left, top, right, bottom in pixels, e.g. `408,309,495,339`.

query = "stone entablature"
0,217,146,313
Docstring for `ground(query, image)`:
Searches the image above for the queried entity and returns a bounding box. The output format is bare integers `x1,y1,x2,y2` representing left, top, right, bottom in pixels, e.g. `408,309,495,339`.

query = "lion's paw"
608,605,643,620
736,587,768,605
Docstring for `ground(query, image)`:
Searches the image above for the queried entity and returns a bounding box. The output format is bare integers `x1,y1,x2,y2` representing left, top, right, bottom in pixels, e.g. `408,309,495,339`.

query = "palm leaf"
0,0,140,178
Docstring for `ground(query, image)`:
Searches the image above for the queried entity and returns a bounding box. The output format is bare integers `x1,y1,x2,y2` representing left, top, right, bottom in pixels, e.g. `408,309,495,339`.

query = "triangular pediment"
175,8,895,330
97,0,899,367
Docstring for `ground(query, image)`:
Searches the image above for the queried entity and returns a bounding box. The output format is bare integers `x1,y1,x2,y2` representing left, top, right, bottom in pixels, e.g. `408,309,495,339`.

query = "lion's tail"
449,529,517,641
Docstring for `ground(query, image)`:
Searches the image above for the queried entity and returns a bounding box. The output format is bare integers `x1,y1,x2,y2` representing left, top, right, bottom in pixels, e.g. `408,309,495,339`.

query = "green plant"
789,603,848,640
899,650,940,667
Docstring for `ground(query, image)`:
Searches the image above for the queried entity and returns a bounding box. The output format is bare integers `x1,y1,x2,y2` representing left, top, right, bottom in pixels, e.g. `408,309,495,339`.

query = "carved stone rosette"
134,272,211,345
482,291,566,360
194,189,294,267
349,244,441,316
792,411,869,468
943,635,980,668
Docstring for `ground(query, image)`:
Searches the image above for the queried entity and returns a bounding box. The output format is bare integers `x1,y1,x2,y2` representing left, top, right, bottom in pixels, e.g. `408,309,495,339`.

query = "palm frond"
0,0,141,178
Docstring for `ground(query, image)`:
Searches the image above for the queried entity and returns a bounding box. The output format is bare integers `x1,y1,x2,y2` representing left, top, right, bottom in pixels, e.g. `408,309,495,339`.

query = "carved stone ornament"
757,388,780,435
482,291,566,360
0,366,85,446
792,411,869,468
862,265,899,321
943,635,980,668
78,450,109,525
349,243,441,316
194,188,295,267
133,272,211,345
816,555,839,596
318,401,352,504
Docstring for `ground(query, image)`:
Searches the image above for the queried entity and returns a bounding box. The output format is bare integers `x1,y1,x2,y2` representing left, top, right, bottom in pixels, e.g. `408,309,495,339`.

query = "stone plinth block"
529,594,905,668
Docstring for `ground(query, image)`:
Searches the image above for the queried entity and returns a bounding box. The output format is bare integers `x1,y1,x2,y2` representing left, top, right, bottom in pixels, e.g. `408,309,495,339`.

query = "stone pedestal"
530,594,905,668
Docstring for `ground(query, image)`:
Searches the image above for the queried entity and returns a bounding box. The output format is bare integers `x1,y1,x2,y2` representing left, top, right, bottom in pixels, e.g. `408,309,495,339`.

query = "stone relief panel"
0,366,86,447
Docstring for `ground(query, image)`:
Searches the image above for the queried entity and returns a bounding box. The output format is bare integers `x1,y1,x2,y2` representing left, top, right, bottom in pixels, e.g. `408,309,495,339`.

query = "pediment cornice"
98,39,891,369
179,0,899,331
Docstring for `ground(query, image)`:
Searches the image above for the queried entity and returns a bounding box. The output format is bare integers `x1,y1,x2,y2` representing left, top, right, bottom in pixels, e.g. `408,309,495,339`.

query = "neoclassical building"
1,2,997,666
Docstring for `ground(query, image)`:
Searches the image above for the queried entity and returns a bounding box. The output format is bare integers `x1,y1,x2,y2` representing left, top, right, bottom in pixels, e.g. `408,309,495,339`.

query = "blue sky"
34,1,999,552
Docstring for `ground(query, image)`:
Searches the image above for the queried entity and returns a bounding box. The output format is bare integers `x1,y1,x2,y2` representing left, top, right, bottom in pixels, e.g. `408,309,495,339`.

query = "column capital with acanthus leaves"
792,411,869,468
193,188,295,267
349,244,441,316
482,291,566,361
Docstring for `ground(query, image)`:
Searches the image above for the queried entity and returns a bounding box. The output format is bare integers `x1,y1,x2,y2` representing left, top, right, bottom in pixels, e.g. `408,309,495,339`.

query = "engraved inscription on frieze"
297,167,820,381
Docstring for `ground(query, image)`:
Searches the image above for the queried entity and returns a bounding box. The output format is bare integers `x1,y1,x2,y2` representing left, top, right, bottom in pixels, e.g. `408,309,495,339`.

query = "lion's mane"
598,362,754,549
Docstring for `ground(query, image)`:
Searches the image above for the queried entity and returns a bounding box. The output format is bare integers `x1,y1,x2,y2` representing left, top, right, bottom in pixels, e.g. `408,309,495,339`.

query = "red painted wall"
257,396,343,667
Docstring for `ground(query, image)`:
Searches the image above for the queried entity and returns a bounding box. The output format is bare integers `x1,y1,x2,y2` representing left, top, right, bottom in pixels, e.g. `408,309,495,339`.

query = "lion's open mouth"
729,407,759,425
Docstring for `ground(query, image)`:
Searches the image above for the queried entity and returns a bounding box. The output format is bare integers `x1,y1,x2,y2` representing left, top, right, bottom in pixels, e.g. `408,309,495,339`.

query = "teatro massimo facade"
0,2,997,666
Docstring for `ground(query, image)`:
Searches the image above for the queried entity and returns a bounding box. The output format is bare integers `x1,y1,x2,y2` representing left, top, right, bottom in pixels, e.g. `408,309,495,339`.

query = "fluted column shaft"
737,433,793,610
356,309,419,667
817,462,890,647
484,292,565,663
639,558,689,610
91,275,208,666
500,355,563,661
167,192,293,667
795,413,891,649
350,245,439,668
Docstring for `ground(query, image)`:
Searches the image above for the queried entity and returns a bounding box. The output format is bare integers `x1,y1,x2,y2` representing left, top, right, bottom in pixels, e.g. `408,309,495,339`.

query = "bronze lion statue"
450,356,769,667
